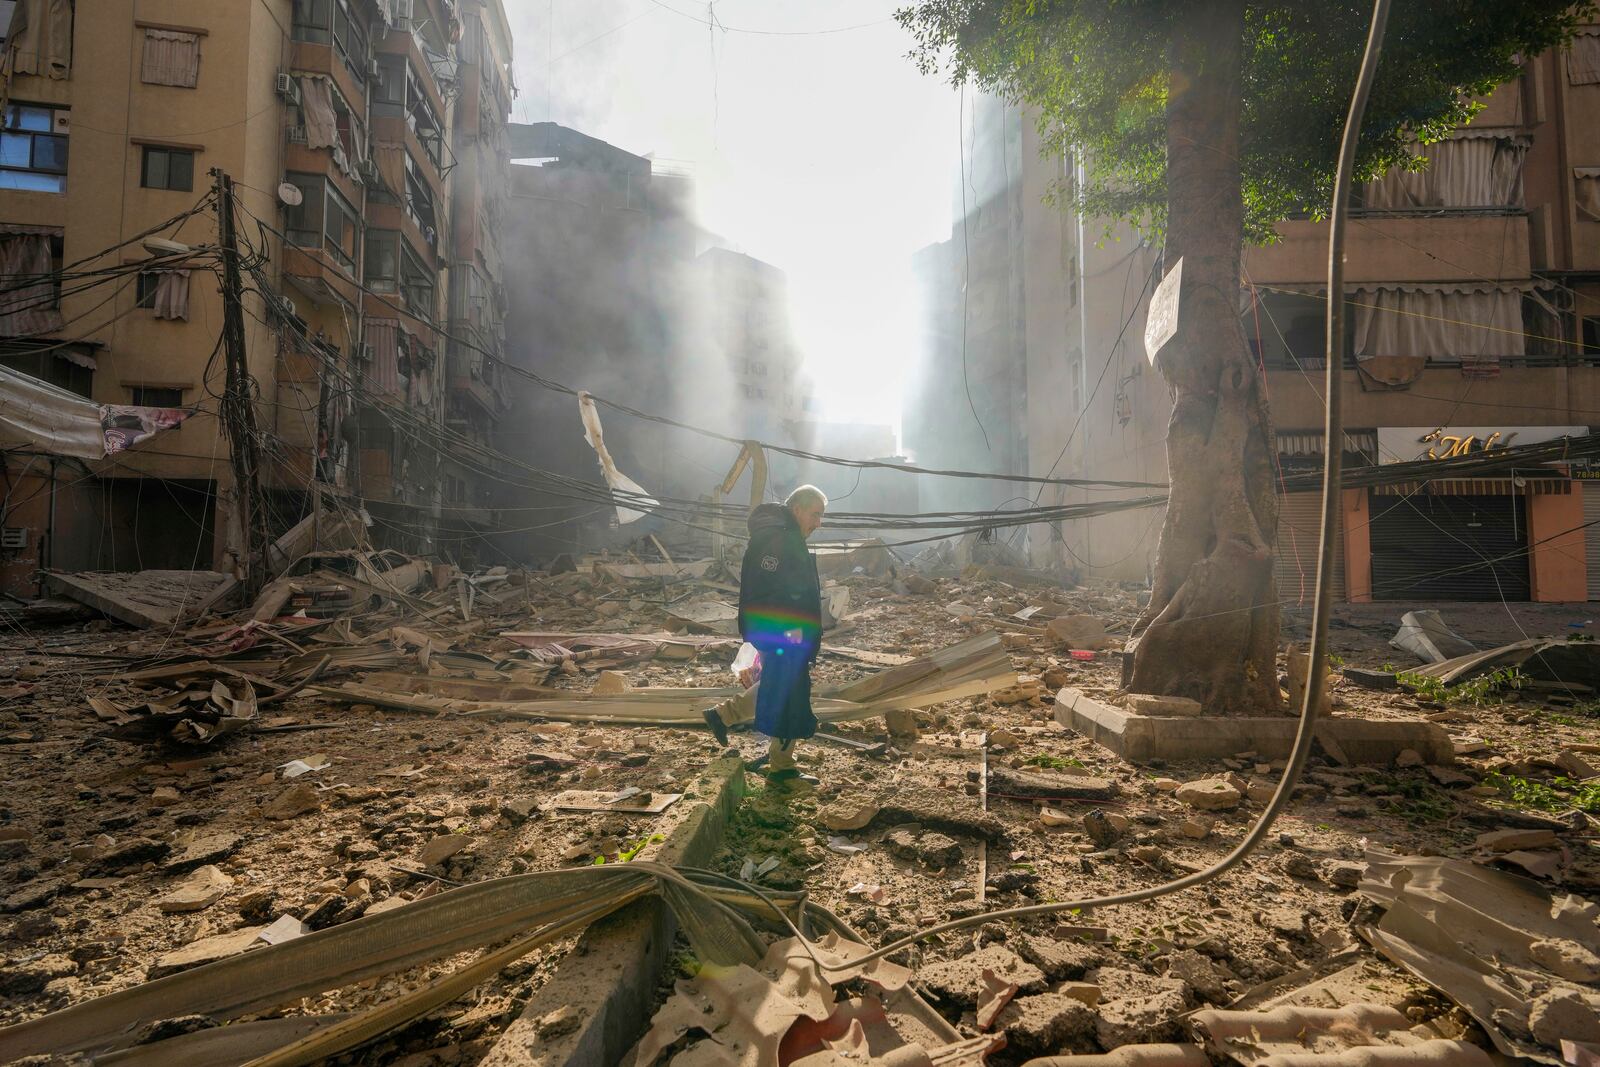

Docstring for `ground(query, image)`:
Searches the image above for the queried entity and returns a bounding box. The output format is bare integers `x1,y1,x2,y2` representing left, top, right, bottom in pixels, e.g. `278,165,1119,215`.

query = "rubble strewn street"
2,554,1596,1065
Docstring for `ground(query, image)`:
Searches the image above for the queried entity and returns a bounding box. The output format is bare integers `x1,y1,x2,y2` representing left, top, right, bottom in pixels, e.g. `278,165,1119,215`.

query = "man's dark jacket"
738,502,821,648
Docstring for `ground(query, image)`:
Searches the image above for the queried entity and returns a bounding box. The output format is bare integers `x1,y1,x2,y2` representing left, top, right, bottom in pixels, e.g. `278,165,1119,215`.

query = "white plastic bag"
731,642,762,686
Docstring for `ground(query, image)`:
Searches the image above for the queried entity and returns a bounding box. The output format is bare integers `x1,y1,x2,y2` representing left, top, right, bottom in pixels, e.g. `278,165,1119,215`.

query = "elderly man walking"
703,485,827,786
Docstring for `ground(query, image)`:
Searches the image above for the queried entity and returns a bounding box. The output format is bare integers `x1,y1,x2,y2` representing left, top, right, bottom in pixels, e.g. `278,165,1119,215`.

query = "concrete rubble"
0,551,1597,1066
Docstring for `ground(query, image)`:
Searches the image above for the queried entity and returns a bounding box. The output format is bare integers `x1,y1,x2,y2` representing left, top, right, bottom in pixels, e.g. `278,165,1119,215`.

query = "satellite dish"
277,182,303,207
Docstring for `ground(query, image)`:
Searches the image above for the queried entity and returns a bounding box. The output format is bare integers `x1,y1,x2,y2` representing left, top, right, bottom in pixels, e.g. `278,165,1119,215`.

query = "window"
402,152,436,241
291,0,368,86
140,29,201,88
135,270,190,319
284,171,360,274
1584,317,1600,358
364,228,399,292
130,386,184,407
0,3,16,51
141,146,195,191
405,66,443,168
373,53,406,109
399,240,434,317
0,104,68,193
0,345,91,397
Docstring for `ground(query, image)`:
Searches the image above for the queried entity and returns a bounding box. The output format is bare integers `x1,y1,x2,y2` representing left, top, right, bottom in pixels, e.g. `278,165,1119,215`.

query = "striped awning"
1373,477,1571,496
1277,429,1379,462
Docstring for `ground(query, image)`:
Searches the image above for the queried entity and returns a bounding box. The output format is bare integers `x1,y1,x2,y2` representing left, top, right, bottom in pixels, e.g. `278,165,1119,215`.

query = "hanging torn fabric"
298,75,339,151
0,365,194,459
578,391,658,524
99,405,193,455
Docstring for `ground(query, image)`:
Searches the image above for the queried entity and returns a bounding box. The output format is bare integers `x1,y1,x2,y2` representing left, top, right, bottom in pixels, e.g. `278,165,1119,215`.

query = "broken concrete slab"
1176,779,1243,811
993,992,1098,1058
1474,828,1560,852
1054,688,1453,765
480,757,747,1067
155,865,233,913
1046,614,1121,651
147,924,267,979
918,945,1048,1008
43,570,235,629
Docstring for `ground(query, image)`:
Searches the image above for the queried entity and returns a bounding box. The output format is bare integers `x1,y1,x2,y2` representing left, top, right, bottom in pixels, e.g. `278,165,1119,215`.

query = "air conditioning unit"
391,0,414,30
356,343,375,364
367,57,383,82
357,158,381,185
275,71,301,105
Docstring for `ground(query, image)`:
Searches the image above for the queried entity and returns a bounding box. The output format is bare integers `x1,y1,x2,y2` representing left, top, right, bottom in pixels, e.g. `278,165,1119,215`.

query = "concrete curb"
480,756,747,1067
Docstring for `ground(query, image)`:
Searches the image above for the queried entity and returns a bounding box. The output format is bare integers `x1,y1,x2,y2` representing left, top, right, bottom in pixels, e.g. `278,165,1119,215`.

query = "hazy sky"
503,0,961,437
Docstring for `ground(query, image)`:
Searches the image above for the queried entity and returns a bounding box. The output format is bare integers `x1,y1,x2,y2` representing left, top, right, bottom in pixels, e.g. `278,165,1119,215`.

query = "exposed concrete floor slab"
1054,688,1455,765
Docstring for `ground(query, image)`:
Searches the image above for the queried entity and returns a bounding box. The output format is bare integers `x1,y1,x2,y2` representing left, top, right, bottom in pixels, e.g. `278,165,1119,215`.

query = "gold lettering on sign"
1418,429,1518,460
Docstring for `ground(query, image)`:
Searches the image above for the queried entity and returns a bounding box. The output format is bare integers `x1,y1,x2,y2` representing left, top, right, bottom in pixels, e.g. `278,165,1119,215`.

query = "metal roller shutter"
1370,493,1529,601
1585,488,1600,601
1275,492,1344,608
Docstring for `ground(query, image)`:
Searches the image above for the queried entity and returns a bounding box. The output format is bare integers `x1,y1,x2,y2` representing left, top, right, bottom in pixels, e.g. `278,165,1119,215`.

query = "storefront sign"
1375,425,1586,464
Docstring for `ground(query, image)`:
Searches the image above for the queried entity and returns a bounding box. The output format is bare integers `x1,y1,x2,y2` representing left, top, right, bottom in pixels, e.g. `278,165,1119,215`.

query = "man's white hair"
785,484,828,510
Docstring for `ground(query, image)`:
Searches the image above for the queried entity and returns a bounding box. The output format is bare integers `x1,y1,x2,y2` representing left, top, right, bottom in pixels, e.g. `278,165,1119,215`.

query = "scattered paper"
280,754,330,779
257,914,310,945
827,836,867,855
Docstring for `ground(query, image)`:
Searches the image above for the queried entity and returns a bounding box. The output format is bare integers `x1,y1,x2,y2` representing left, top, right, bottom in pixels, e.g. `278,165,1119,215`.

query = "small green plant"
619,833,665,862
1398,667,1523,707
1026,754,1086,770
1380,661,1397,673
1386,778,1453,824
1483,772,1600,814
591,833,665,865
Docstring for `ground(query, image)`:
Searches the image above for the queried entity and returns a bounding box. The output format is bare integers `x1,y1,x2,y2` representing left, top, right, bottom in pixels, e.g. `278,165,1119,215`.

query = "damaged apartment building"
0,0,516,595
908,23,1600,604
497,121,817,560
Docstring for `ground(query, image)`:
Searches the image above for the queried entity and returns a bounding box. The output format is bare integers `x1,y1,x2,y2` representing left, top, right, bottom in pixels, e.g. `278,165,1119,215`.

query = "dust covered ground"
1,567,1597,1064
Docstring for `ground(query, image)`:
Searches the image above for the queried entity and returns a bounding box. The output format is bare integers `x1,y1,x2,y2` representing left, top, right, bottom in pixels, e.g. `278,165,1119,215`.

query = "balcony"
446,343,501,416
1248,214,1531,286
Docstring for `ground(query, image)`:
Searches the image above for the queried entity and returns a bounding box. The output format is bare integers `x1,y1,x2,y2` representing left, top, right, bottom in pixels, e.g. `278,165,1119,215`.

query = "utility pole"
212,168,271,600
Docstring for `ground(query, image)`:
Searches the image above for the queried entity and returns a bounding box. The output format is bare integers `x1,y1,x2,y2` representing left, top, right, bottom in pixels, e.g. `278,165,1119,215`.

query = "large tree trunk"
1126,0,1281,715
